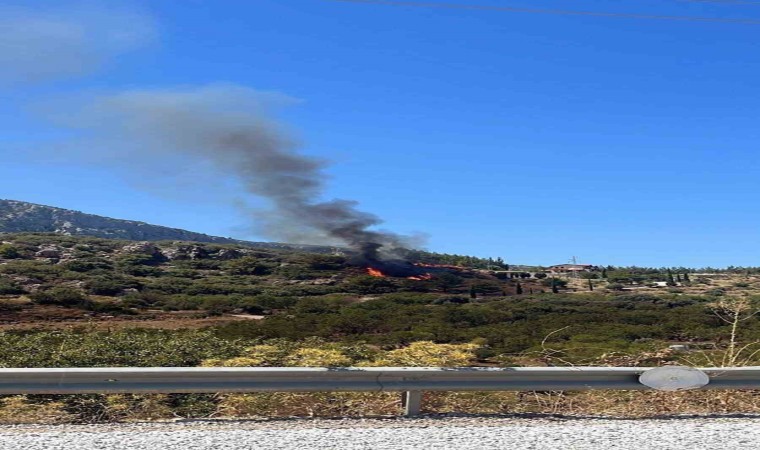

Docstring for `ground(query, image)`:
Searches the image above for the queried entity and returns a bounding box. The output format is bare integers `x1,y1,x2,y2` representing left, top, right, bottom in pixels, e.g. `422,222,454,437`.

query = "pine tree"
601,268,607,279
684,272,690,282
551,278,559,294
676,274,682,282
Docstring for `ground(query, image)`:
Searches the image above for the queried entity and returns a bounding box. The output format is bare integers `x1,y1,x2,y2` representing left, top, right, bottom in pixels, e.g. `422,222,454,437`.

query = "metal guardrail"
1,366,758,416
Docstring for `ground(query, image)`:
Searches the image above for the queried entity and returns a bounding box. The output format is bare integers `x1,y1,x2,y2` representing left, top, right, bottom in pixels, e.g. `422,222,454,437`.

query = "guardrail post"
402,390,422,417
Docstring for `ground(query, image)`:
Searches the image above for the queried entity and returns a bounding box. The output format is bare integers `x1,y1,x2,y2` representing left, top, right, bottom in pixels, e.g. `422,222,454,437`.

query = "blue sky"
2,0,760,267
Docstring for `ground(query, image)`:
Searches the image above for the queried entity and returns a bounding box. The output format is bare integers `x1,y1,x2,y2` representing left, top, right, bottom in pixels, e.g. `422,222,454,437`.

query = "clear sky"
2,0,759,268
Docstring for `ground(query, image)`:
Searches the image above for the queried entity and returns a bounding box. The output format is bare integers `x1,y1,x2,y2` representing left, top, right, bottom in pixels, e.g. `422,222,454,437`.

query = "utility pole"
569,256,579,279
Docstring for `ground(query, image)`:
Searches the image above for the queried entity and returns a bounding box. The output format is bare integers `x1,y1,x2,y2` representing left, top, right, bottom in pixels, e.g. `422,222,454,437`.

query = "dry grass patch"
0,396,71,424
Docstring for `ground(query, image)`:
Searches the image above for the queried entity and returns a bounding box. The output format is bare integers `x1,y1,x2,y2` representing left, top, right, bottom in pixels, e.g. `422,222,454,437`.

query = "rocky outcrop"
160,244,209,260
121,242,163,257
35,247,61,259
216,248,242,260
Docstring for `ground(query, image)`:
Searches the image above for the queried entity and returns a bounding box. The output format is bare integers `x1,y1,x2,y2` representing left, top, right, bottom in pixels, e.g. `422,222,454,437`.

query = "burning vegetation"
366,266,434,280
354,242,493,282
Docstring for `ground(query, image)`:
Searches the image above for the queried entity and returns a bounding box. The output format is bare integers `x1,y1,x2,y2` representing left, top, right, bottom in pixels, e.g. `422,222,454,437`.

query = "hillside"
0,199,239,242
3,233,760,420
0,199,336,253
0,232,529,330
1,232,756,348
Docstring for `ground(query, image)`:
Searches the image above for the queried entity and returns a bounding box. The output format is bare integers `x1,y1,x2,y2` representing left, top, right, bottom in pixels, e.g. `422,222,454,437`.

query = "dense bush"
185,279,262,296
248,294,298,310
469,281,504,295
0,329,246,367
0,279,25,295
61,258,113,273
86,276,141,296
0,244,22,259
299,254,347,271
115,254,164,277
142,277,194,294
343,275,396,294
0,260,64,281
541,278,568,288
273,265,322,280
29,287,91,308
223,257,274,276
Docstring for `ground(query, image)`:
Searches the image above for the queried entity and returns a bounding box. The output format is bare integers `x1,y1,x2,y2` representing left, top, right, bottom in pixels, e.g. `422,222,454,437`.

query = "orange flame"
367,267,385,277
407,273,433,281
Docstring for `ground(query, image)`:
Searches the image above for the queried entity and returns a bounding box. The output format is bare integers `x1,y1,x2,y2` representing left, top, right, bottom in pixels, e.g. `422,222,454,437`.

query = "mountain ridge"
0,199,332,252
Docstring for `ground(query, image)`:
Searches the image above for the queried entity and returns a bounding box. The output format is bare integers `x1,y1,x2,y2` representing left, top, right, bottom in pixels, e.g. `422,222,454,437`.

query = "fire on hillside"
350,243,470,281
362,260,472,281
366,266,434,280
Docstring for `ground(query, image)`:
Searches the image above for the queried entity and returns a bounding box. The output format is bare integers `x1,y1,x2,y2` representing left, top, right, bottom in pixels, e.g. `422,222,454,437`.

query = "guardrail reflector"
639,366,710,391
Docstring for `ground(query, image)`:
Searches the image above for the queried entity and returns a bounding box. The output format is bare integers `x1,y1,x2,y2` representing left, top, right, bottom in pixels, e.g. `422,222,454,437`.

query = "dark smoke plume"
50,84,415,259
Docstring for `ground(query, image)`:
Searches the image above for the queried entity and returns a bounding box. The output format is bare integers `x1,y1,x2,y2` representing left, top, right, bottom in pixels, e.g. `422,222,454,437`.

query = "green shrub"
61,258,113,273
273,265,322,280
0,261,64,281
119,294,153,309
0,329,246,367
432,296,470,305
616,293,662,303
706,288,727,297
234,298,265,314
0,244,22,259
299,254,347,271
249,294,297,310
143,277,194,295
29,287,92,309
469,281,503,295
115,254,164,276
185,280,261,296
223,257,274,276
0,278,25,295
87,276,141,296
541,278,568,288
201,297,237,316
343,276,395,294
172,260,222,270
157,295,203,311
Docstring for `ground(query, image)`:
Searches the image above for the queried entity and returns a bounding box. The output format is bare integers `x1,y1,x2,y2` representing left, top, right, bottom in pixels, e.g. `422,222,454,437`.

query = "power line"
326,0,760,24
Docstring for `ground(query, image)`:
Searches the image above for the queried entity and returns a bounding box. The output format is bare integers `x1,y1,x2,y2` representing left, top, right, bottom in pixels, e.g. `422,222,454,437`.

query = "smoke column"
54,84,412,259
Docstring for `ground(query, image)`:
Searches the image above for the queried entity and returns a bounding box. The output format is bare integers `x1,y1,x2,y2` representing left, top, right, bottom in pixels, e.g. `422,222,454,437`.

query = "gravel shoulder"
1,415,759,449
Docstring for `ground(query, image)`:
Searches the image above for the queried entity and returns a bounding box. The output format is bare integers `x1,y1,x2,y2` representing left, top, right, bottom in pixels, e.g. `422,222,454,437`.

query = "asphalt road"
1,416,758,449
